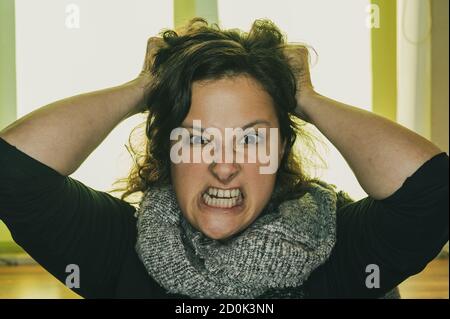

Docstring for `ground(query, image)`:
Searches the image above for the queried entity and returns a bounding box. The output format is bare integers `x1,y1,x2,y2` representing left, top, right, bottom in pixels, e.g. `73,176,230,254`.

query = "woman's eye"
190,135,208,145
240,133,262,145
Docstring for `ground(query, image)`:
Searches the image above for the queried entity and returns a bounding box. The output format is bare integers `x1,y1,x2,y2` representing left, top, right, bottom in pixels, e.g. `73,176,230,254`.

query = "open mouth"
201,186,244,209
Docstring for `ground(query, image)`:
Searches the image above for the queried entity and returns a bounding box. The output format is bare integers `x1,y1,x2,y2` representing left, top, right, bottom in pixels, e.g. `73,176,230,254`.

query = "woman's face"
170,74,285,240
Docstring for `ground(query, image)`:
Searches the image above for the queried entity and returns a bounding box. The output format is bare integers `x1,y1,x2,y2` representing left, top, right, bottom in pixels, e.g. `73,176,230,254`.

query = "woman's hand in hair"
131,36,165,114
283,44,316,123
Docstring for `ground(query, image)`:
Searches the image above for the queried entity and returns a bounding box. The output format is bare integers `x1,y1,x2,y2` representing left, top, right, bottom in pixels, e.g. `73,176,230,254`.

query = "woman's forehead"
180,119,274,131
190,75,273,107
185,75,279,128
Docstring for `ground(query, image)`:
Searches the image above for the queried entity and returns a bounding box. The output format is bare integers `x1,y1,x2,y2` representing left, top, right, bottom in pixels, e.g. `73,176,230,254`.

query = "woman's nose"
209,161,241,184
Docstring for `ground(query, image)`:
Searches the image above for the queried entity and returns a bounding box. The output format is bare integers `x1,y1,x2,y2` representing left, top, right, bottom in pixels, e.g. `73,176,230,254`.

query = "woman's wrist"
122,74,152,117
294,89,320,124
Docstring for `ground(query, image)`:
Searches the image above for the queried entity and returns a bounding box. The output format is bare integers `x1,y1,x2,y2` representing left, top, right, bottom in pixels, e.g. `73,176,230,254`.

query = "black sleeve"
307,152,449,298
0,137,138,298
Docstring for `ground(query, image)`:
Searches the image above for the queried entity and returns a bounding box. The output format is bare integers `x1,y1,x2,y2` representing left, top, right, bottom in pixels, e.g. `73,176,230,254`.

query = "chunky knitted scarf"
135,180,353,299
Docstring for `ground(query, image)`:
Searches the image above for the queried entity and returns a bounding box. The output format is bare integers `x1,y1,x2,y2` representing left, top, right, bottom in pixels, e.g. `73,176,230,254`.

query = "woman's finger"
143,37,164,72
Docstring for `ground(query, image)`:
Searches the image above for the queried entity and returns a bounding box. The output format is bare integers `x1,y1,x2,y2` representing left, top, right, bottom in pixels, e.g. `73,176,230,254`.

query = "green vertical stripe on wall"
371,0,397,121
174,0,218,28
0,0,17,129
0,0,18,247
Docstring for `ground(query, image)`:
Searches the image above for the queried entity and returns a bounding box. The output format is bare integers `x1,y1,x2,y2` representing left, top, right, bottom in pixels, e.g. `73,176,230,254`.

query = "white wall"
218,0,372,200
15,0,173,192
15,0,372,200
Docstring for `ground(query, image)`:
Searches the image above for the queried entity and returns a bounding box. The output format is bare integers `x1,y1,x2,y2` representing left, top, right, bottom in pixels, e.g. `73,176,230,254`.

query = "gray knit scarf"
135,180,352,299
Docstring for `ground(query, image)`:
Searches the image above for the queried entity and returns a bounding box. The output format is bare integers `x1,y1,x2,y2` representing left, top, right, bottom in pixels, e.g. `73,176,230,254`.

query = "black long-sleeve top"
0,137,448,298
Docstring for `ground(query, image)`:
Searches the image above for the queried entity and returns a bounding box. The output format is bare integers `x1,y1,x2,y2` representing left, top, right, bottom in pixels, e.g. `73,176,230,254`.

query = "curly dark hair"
109,18,327,206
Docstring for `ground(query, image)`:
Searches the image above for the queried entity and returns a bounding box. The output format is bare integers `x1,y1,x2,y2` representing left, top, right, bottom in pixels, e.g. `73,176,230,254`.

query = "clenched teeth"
202,192,243,208
206,187,241,198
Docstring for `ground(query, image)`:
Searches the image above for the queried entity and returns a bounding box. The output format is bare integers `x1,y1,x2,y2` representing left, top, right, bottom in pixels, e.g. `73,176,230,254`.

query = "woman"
0,18,448,299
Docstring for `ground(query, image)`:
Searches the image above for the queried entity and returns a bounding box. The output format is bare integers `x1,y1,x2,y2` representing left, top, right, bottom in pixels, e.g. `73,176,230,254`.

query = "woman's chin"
197,222,239,240
192,192,249,239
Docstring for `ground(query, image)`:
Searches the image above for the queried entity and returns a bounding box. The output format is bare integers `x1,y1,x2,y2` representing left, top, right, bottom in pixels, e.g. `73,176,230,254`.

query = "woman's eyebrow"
180,120,272,132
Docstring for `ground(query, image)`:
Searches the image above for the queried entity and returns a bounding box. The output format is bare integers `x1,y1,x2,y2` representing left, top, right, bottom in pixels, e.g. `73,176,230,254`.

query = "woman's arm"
299,92,442,200
0,37,162,176
285,44,443,200
0,80,146,176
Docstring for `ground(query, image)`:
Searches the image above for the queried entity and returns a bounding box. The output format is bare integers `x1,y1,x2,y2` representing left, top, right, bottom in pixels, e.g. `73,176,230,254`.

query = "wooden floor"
398,257,449,299
0,257,448,299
